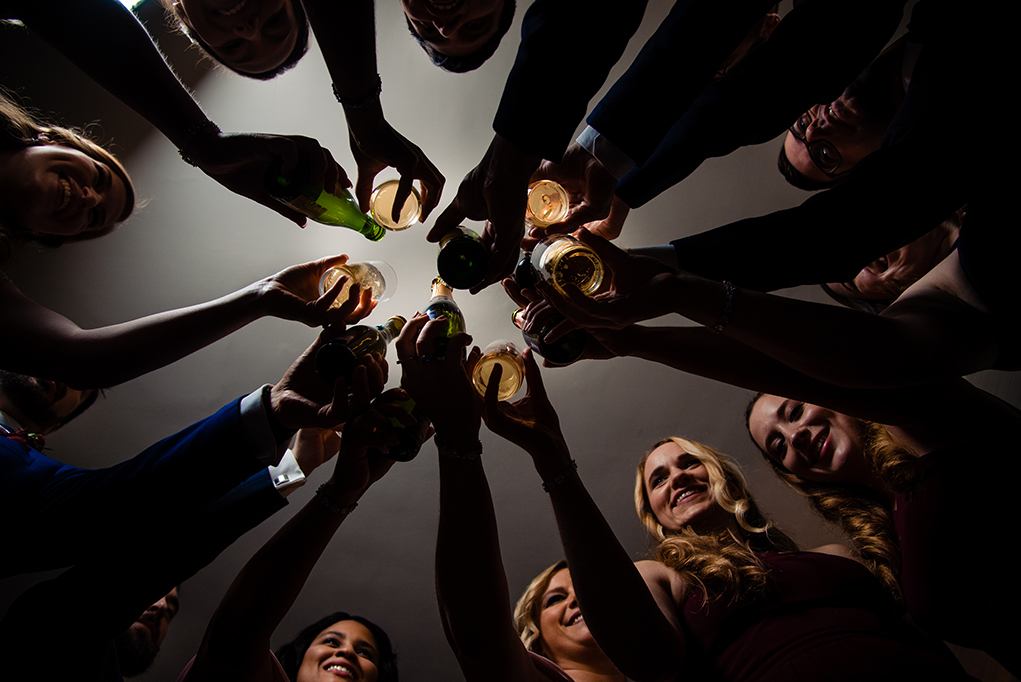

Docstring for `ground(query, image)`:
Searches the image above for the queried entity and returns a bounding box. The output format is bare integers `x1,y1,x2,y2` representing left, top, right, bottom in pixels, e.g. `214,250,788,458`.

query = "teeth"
326,663,354,675
567,614,583,626
674,489,699,505
216,0,247,16
57,178,70,212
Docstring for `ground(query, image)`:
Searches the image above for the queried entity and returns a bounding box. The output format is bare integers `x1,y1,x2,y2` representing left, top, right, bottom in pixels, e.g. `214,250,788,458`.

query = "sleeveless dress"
681,551,968,681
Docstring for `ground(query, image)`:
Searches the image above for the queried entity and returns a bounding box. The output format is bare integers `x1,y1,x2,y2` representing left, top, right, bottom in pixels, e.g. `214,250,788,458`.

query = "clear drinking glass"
319,260,398,309
471,340,525,401
525,179,570,228
369,179,422,231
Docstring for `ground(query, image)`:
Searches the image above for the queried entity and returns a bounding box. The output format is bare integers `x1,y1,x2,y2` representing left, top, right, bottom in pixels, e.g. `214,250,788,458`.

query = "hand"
582,195,631,241
481,350,569,459
394,313,480,442
536,230,680,329
501,277,541,310
270,330,388,430
291,428,343,476
428,134,542,293
184,131,346,227
532,142,619,234
258,255,375,328
324,394,405,504
347,119,444,222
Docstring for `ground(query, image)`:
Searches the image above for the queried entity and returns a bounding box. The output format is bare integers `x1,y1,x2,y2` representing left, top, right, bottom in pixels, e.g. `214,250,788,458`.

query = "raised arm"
0,254,373,387
300,0,444,221
4,0,342,225
185,380,407,682
392,314,542,682
482,353,685,682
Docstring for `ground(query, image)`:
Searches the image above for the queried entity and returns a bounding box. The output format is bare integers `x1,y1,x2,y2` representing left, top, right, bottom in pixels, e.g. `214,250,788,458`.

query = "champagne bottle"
436,226,489,290
530,234,604,296
424,277,467,360
471,340,524,400
525,179,570,228
514,252,537,292
266,158,385,241
512,308,587,367
316,316,406,383
385,398,429,463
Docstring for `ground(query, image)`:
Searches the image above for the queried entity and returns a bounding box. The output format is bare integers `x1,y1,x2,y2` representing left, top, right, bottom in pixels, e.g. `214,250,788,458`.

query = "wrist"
176,120,222,167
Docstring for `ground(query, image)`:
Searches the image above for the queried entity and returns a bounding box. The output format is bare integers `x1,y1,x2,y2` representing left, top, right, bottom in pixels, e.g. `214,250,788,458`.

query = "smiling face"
296,620,380,682
537,568,598,665
641,442,730,534
174,0,300,75
748,394,869,484
0,145,129,238
402,0,504,58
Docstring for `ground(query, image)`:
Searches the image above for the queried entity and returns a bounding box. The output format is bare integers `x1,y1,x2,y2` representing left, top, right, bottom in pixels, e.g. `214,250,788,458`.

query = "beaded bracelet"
177,120,222,167
542,459,578,493
435,435,483,461
333,75,382,108
315,484,358,516
710,280,738,334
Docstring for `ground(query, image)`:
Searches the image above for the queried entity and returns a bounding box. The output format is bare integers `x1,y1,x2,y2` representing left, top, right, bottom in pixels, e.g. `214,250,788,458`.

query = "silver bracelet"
435,435,483,461
542,459,578,493
315,484,358,516
710,280,738,334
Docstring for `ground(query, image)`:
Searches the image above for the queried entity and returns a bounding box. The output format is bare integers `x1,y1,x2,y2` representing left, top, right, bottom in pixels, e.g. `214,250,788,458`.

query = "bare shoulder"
636,560,691,602
806,544,858,561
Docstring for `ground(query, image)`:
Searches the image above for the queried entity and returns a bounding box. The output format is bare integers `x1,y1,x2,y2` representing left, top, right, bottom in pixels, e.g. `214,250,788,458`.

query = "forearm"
301,0,379,106
10,0,211,147
435,455,525,670
3,282,266,387
541,456,683,681
200,485,356,658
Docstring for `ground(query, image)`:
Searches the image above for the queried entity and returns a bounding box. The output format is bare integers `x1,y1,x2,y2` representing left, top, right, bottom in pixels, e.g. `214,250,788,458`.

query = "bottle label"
283,196,327,219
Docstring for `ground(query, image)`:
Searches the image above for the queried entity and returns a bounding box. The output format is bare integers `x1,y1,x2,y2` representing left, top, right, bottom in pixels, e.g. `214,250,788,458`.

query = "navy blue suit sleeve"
615,0,906,208
669,0,992,291
2,397,270,577
492,0,648,162
0,469,286,682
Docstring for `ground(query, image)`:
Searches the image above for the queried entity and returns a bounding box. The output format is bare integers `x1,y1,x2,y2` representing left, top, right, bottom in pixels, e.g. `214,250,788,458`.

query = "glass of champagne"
471,340,525,401
530,234,604,296
525,179,570,228
319,260,398,310
369,179,422,231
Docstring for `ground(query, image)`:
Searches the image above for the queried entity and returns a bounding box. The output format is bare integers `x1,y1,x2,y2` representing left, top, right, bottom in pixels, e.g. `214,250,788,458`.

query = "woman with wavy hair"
396,312,967,682
746,392,1019,677
0,92,372,388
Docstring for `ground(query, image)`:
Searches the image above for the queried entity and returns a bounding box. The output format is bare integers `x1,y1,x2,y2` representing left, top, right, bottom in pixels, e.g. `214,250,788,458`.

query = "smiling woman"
0,92,134,260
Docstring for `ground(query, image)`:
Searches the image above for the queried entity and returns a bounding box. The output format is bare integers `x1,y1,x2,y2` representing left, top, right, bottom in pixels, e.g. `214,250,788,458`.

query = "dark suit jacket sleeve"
0,469,287,682
615,0,907,209
2,397,272,577
492,0,648,162
669,0,989,291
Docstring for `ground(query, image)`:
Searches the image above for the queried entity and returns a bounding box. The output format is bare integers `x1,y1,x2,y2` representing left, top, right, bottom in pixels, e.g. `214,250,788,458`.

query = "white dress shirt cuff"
267,449,307,498
240,385,290,467
577,126,637,180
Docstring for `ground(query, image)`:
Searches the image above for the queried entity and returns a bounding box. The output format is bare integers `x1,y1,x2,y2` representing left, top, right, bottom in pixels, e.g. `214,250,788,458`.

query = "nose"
433,16,461,36
233,15,259,39
81,184,100,210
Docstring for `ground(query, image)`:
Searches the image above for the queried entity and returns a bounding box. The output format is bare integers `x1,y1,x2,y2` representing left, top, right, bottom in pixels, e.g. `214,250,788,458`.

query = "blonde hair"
634,437,798,605
746,395,921,604
513,560,568,655
0,90,135,262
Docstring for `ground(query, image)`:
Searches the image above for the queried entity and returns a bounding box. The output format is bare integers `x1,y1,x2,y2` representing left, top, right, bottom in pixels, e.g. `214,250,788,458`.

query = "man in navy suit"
0,325,378,578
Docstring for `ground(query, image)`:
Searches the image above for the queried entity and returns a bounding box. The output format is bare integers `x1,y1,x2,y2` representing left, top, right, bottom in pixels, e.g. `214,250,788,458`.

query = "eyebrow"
321,632,377,653
647,464,667,487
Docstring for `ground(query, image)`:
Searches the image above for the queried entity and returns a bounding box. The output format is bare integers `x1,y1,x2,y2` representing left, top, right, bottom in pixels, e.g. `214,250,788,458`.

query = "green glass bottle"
266,158,385,241
512,308,587,367
436,226,489,290
385,398,430,463
514,251,537,291
316,316,406,383
424,277,466,360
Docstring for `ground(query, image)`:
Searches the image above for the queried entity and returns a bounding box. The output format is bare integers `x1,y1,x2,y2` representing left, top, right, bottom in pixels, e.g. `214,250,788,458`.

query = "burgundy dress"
681,551,968,681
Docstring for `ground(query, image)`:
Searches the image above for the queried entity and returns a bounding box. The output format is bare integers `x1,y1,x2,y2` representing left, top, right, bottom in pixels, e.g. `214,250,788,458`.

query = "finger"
333,282,363,324
322,148,349,193
428,201,466,242
483,361,504,414
393,172,417,224
255,192,309,227
355,169,377,214
520,348,550,402
362,353,387,395
501,277,535,309
395,313,430,361
417,163,445,221
574,227,625,267
317,273,349,322
445,331,474,361
348,364,373,413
